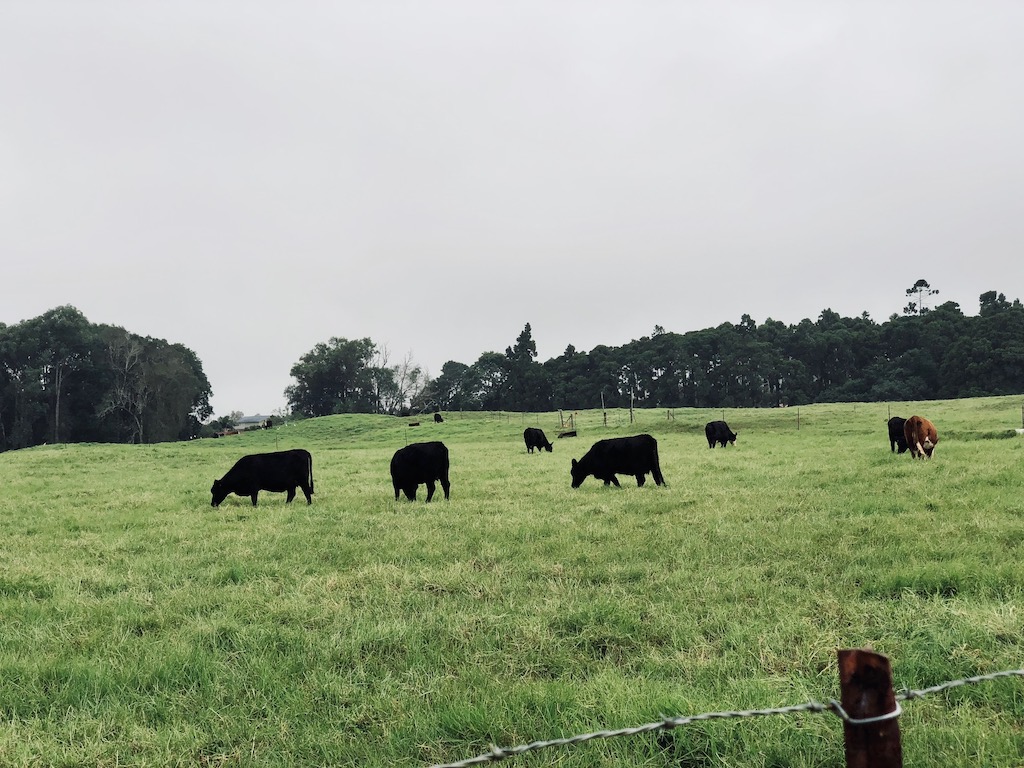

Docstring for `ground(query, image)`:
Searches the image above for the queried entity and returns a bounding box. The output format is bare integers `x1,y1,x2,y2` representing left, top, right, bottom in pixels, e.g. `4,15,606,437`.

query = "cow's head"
570,458,586,488
544,442,553,453
211,479,229,507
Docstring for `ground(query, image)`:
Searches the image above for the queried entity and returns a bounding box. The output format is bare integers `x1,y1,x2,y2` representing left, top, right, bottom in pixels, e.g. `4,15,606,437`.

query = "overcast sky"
3,2,1022,416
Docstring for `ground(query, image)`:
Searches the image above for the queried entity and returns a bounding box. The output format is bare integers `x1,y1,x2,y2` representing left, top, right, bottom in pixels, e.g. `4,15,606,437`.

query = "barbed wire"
896,667,1024,701
430,667,1024,768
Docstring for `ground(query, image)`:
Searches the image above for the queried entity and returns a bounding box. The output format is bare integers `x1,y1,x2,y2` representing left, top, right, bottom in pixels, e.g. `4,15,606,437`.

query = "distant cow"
211,449,314,507
391,441,451,501
524,427,553,453
570,434,665,488
434,412,444,423
904,415,938,459
887,416,908,453
705,420,737,448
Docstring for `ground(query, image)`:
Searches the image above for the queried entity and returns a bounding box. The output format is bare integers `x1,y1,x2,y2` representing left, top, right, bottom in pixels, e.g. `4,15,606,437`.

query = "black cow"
524,427,553,453
391,441,451,502
434,412,444,423
887,416,908,453
705,420,737,448
211,449,314,507
570,434,665,488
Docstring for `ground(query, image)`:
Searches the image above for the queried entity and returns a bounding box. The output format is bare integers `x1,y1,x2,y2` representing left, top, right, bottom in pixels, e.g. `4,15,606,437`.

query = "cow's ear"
571,459,577,467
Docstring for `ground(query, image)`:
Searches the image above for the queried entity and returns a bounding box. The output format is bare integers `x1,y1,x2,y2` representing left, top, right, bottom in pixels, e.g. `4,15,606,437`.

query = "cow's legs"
440,476,451,500
425,480,436,502
636,474,646,487
250,492,259,506
610,476,621,488
286,487,296,503
301,484,313,504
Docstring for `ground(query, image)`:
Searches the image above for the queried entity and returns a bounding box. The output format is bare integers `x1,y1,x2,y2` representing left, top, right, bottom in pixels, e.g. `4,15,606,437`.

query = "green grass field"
1,397,1023,767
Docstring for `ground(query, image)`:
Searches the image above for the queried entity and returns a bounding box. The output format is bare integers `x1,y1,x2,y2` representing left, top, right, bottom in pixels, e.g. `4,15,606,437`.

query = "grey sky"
3,2,1022,416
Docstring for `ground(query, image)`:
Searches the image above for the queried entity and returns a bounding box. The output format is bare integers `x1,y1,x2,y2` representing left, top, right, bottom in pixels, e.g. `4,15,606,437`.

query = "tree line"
0,306,212,452
7,286,1021,450
287,289,1024,416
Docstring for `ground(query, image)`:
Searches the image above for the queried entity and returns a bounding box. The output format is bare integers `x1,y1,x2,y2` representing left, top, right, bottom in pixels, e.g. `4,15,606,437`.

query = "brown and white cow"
903,415,938,459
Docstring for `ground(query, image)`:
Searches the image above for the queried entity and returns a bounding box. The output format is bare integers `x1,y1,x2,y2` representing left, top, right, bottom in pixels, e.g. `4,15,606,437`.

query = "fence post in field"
838,648,902,768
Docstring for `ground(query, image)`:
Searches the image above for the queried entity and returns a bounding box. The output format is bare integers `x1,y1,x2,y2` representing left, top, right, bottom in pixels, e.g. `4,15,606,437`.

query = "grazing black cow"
523,427,553,453
705,420,737,448
570,434,665,488
434,412,444,423
211,449,314,507
391,441,451,501
887,416,908,453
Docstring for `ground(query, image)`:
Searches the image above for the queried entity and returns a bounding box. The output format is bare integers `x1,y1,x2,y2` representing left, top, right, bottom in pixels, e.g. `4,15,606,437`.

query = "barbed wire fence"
430,656,1024,768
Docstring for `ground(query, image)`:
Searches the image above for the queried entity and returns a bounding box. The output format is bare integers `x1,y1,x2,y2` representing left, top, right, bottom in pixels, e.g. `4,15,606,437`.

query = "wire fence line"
429,667,1024,768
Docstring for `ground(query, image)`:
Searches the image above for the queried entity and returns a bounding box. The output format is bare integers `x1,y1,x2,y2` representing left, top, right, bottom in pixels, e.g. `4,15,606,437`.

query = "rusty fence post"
838,648,902,768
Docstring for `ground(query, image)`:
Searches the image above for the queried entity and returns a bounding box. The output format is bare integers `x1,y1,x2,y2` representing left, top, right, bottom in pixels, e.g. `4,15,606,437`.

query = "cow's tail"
652,441,667,487
308,454,315,495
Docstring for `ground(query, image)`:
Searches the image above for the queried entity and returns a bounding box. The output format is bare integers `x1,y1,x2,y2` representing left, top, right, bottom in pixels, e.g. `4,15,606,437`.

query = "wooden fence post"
838,648,902,768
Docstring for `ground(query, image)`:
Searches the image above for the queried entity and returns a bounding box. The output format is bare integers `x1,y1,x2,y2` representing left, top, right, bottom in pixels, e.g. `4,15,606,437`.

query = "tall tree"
466,352,510,410
285,337,377,417
98,329,149,443
503,323,551,411
421,361,472,410
368,346,426,414
904,278,940,315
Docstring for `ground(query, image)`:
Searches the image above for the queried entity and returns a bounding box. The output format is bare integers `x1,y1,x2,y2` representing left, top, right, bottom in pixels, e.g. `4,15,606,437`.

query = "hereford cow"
570,434,665,488
391,441,451,501
904,415,938,459
523,427,553,453
211,448,314,507
887,416,908,453
705,420,737,449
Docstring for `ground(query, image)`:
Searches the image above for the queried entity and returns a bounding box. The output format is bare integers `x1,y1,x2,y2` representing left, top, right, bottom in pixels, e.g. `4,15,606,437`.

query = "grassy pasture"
1,397,1023,767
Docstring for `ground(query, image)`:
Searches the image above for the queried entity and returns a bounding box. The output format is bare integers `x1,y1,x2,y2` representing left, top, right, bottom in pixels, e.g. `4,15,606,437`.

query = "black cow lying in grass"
211,449,314,507
570,434,665,488
391,441,451,502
